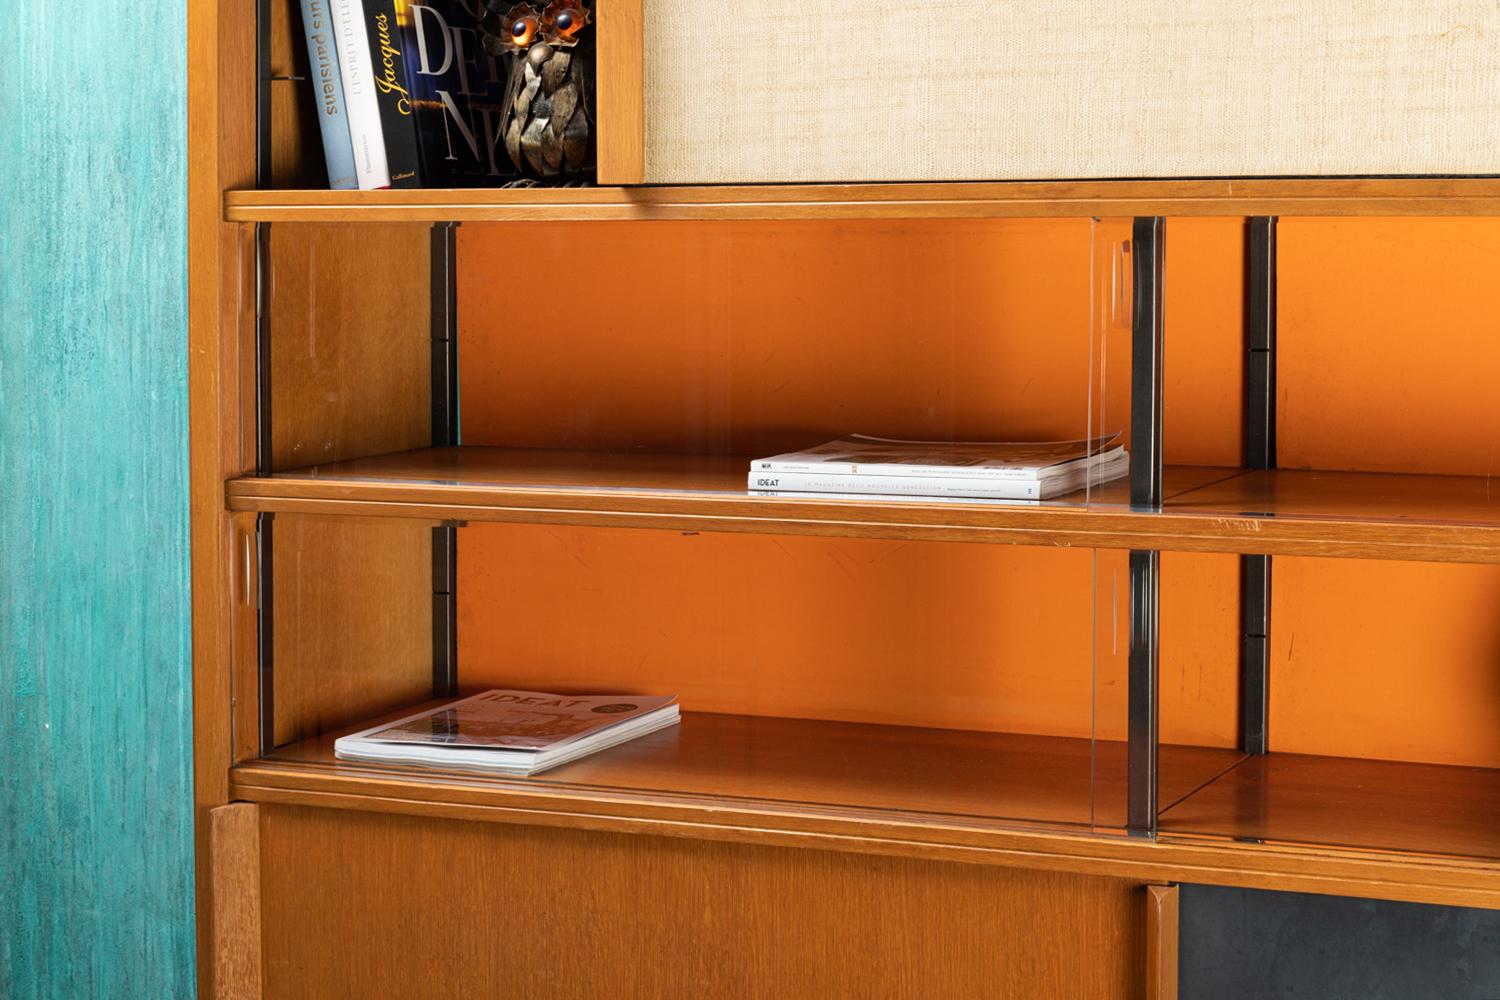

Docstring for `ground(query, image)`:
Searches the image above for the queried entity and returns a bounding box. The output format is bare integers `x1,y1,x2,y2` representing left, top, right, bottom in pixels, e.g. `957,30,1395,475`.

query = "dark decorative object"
480,1,595,183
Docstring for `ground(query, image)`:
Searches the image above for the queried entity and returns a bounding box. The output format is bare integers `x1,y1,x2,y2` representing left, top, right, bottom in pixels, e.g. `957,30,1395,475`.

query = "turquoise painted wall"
0,2,195,998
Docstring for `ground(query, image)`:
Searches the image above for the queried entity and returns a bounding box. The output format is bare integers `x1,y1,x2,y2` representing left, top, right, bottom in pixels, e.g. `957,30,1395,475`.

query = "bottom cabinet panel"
1179,885,1500,999
257,805,1146,999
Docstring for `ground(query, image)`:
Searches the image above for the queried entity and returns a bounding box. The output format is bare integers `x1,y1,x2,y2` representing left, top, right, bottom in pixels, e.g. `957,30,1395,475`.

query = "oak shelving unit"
190,1,1500,996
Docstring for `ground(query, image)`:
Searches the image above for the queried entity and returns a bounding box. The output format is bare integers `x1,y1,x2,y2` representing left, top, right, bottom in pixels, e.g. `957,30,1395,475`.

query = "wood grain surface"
224,178,1500,223
258,707,1244,831
189,0,258,993
596,0,645,184
257,803,1147,999
226,447,1500,562
265,223,431,470
270,515,433,747
1145,885,1180,1000
1159,751,1500,862
208,804,262,1000
232,749,1500,909
269,0,316,186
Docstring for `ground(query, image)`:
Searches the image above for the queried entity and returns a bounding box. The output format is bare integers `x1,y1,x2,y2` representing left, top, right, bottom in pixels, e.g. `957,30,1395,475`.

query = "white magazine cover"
752,433,1124,480
749,450,1129,501
334,690,680,774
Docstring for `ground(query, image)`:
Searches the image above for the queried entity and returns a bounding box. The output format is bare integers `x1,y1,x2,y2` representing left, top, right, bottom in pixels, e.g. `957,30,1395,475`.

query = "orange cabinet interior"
449,216,1500,771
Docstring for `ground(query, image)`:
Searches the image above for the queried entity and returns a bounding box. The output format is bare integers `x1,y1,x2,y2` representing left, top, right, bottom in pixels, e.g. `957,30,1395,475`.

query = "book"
749,451,1128,501
750,450,1129,501
333,689,680,775
752,434,1125,481
401,0,516,186
330,0,392,188
298,0,359,189
362,0,424,187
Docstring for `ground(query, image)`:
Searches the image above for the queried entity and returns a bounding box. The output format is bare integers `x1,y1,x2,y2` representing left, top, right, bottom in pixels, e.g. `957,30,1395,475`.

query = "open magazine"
334,690,680,775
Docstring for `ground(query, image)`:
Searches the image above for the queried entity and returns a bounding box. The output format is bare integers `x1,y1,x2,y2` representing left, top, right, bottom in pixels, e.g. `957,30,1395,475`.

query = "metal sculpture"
481,1,595,182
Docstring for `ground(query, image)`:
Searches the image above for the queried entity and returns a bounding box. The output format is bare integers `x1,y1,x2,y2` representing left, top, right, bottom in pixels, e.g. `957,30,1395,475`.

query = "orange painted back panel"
453,216,1500,768
458,526,1101,738
1279,218,1500,477
1270,218,1500,767
456,219,1244,751
459,219,1103,454
1270,557,1500,769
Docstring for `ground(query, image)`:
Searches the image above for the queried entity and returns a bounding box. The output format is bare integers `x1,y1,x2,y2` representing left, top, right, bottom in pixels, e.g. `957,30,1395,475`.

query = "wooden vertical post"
209,804,263,1000
1144,884,1180,1000
596,0,645,184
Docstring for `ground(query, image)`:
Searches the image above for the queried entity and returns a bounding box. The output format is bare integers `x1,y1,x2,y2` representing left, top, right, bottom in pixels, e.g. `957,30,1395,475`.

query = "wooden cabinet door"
213,803,1163,999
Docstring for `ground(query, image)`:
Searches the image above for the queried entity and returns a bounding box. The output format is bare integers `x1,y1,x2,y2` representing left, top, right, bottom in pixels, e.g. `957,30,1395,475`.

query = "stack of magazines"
748,435,1128,502
335,690,680,775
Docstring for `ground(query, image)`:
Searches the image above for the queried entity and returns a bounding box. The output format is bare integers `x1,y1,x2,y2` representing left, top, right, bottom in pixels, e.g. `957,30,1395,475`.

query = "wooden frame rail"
226,450,1500,564
225,179,1500,224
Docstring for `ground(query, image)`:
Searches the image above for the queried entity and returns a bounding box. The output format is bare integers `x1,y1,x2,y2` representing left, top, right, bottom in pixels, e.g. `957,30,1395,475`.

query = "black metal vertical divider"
1241,218,1277,755
1128,217,1166,837
254,216,276,757
255,0,273,190
253,0,278,757
431,223,461,699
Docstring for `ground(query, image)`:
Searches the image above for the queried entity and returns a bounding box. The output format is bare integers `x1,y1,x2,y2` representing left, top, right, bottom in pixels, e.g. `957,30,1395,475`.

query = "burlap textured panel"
643,1,1500,182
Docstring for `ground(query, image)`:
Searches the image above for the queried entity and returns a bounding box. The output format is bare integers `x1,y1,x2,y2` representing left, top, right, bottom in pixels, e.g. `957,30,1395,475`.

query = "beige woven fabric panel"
642,1,1500,183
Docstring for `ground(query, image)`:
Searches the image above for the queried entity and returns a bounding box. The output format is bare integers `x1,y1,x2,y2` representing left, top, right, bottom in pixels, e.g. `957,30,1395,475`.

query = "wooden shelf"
235,708,1241,835
227,447,1500,561
1160,751,1500,863
230,706,1500,907
223,178,1500,224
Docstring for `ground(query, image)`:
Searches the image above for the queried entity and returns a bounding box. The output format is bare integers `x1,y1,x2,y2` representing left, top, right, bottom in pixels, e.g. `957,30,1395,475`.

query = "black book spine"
363,0,423,187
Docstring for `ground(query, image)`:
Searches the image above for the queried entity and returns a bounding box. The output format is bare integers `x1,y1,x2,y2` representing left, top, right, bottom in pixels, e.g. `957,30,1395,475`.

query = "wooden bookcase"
190,2,1500,997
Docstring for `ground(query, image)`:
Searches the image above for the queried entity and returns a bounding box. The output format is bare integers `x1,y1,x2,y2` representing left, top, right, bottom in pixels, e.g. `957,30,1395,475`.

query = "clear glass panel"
243,216,1143,838
259,513,1114,836
446,217,1117,503
252,217,1131,501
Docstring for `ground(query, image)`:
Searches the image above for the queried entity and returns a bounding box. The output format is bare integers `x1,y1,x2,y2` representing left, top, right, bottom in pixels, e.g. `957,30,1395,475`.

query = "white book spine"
749,470,1043,500
330,0,391,190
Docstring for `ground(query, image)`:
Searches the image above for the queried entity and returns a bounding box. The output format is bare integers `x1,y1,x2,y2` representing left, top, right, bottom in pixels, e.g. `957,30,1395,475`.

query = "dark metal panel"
255,0,272,188
1240,216,1277,756
254,222,273,476
1131,217,1166,510
431,525,458,698
1128,215,1164,512
1128,548,1160,837
430,222,460,448
430,223,461,697
1180,885,1500,1000
256,512,276,756
1245,217,1278,470
254,221,276,754
1239,555,1271,755
1126,216,1165,835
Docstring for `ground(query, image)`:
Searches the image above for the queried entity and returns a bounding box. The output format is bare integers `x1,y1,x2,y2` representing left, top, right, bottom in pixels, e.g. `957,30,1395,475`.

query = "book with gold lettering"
361,0,423,187
334,689,680,774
